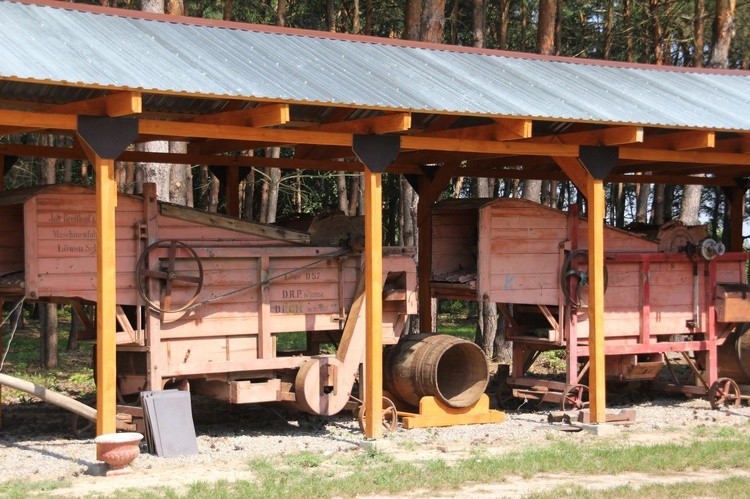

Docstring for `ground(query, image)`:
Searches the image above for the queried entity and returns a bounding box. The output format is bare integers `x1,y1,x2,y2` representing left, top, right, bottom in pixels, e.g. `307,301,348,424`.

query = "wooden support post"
729,187,746,253
352,134,399,439
95,156,118,436
0,299,2,429
77,116,138,437
414,163,461,336
417,176,433,334
143,183,162,393
75,149,119,437
258,256,272,359
586,179,607,424
0,154,3,429
226,165,240,217
364,168,383,439
555,147,618,425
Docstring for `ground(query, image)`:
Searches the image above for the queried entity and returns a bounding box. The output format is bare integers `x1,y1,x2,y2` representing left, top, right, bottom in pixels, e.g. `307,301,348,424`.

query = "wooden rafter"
533,125,644,146
295,112,413,160
189,103,289,127
0,91,142,135
184,104,291,154
635,130,716,150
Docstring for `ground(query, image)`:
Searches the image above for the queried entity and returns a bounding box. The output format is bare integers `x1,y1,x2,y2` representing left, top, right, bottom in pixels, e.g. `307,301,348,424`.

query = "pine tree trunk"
650,0,664,64
337,172,349,215
475,301,498,358
39,134,58,368
265,148,281,224
40,303,58,368
680,184,703,225
67,308,80,352
625,0,634,62
208,169,220,214
653,183,666,225
349,173,362,216
708,0,736,68
694,0,705,67
405,0,421,41
420,0,446,42
169,141,191,207
138,141,171,201
603,0,614,59
242,169,255,220
326,0,336,31
497,0,510,49
636,183,651,223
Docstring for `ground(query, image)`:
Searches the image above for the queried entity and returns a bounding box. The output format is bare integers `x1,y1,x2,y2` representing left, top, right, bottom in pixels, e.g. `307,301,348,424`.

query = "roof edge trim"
8,0,750,77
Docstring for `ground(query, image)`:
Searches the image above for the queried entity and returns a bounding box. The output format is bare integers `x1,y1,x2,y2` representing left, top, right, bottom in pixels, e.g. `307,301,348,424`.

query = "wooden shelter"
1,0,750,437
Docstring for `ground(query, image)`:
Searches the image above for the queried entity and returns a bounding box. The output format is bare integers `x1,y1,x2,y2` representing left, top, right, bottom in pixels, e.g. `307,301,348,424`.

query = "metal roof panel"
1,0,750,130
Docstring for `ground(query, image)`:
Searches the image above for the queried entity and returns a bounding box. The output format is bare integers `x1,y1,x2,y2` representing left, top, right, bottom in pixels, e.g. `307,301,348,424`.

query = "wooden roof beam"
712,136,750,153
178,104,291,153
0,91,142,135
414,119,532,141
50,91,142,117
452,126,643,168
188,103,290,127
534,125,644,146
4,109,750,167
189,111,412,156
636,130,715,150
465,165,732,186
294,112,412,160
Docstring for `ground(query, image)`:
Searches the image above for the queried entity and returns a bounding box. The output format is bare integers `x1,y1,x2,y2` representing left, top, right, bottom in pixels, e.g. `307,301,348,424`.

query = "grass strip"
98,428,750,499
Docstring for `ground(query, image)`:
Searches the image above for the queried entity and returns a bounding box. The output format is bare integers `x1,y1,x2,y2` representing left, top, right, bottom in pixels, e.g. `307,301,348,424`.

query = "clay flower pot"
95,432,143,474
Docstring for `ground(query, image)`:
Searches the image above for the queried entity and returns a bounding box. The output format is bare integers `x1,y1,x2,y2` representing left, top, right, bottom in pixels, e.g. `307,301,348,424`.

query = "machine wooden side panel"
0,204,24,276
480,202,566,306
430,209,478,280
32,189,142,303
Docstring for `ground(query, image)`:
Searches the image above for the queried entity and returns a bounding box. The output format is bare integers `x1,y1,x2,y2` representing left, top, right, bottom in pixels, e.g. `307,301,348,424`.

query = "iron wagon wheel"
357,396,399,434
560,384,590,411
709,377,741,410
70,414,94,439
560,250,609,308
136,240,204,313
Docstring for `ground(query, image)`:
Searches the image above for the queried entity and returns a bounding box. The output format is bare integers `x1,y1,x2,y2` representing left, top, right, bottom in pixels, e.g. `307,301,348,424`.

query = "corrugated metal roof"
1,0,750,131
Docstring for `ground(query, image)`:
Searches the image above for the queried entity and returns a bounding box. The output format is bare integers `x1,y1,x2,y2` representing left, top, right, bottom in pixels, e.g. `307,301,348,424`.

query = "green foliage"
283,450,325,468
532,476,750,499
1,305,96,402
0,479,68,498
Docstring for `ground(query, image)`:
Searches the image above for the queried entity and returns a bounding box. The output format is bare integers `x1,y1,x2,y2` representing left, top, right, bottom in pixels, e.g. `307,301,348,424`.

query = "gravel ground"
2,391,750,495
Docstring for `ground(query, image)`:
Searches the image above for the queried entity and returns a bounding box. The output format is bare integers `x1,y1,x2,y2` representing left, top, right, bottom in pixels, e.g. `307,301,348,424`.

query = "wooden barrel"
384,333,489,408
718,326,750,384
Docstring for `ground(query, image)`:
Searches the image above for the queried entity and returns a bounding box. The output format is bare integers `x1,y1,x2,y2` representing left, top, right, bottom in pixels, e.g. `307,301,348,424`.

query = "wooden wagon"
0,183,418,416
430,198,750,409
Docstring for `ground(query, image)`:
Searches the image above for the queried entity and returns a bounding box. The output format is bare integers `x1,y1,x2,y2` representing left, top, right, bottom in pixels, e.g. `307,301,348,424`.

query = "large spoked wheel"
357,397,398,434
709,377,741,410
561,384,590,411
71,414,94,439
136,240,204,313
560,250,609,308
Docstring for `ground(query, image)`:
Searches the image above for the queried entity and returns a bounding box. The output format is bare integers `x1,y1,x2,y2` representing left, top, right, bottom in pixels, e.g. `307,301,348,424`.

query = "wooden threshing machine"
0,183,429,418
430,198,750,410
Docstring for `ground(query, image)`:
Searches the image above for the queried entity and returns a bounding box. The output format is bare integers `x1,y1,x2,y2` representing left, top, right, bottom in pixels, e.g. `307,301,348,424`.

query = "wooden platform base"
398,394,505,429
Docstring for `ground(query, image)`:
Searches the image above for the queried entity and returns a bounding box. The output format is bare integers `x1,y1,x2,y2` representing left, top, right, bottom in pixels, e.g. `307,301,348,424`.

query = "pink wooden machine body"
0,183,418,415
430,198,750,409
